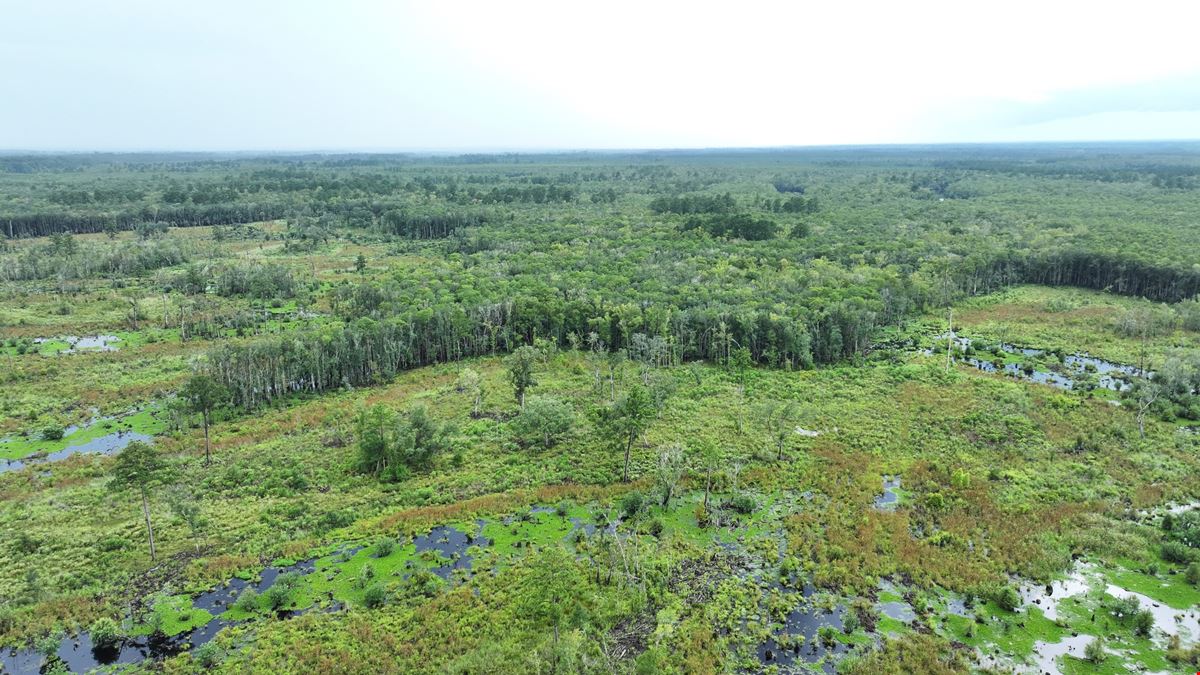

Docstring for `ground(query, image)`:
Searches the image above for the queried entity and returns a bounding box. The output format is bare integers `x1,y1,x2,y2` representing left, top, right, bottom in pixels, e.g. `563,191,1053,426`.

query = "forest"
1,143,1199,674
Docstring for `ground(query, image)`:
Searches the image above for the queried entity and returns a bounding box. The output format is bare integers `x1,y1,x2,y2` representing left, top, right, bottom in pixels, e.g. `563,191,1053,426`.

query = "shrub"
1171,511,1200,548
233,588,259,613
729,493,756,514
1112,596,1140,618
362,584,388,609
1163,540,1195,564
620,491,644,519
374,537,396,558
1133,609,1155,637
646,518,664,537
555,500,572,517
193,642,223,668
262,584,290,611
274,572,302,594
88,617,122,650
354,563,376,590
1186,562,1200,586
41,425,65,441
1085,637,1105,663
512,396,574,449
842,610,861,634
993,586,1021,612
36,634,61,658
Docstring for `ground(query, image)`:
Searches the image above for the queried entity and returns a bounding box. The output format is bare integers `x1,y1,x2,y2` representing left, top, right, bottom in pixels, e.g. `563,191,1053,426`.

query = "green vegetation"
1,146,1199,673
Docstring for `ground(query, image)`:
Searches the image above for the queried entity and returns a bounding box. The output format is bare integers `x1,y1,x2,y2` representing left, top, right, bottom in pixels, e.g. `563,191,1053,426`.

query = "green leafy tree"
166,485,207,552
356,405,452,480
596,383,654,482
654,444,686,507
761,400,800,460
692,438,720,509
457,367,484,417
109,441,168,560
180,373,228,465
506,345,539,408
513,395,574,449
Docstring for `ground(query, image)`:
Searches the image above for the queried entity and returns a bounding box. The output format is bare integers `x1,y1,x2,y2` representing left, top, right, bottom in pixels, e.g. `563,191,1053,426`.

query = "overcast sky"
3,0,1200,151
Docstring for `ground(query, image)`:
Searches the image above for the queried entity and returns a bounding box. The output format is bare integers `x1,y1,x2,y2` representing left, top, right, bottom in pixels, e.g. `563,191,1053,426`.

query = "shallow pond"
0,553,324,674
756,583,850,672
0,409,159,474
924,333,1146,392
33,335,122,354
413,524,487,580
873,475,901,510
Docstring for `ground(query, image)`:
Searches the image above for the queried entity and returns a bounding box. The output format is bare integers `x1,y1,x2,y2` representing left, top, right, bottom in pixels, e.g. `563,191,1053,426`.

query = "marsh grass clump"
728,493,756,515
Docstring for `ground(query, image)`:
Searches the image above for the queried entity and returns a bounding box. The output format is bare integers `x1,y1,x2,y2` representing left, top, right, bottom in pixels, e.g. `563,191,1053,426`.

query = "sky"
2,0,1200,151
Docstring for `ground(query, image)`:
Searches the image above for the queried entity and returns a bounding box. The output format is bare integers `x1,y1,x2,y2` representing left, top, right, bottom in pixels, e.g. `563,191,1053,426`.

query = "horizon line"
3,138,1200,157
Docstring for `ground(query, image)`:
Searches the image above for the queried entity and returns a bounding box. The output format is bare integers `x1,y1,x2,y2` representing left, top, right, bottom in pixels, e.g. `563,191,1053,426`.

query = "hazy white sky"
3,0,1199,150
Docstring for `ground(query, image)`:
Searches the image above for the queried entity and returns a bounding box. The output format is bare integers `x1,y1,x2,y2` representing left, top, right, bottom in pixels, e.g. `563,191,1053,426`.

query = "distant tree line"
2,203,287,238
0,237,190,281
681,214,779,241
378,210,487,239
951,250,1200,303
649,193,737,215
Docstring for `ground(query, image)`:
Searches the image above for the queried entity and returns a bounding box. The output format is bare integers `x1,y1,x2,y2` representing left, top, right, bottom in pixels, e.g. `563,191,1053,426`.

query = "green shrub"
1112,596,1140,618
646,518,664,537
1163,540,1195,564
1085,637,1106,663
1186,562,1200,586
993,586,1021,612
1171,511,1200,548
234,588,259,613
41,425,65,441
262,584,290,611
374,537,396,558
729,493,756,514
363,583,388,609
193,642,223,668
620,491,644,519
354,563,376,590
88,617,122,650
1133,609,1155,636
